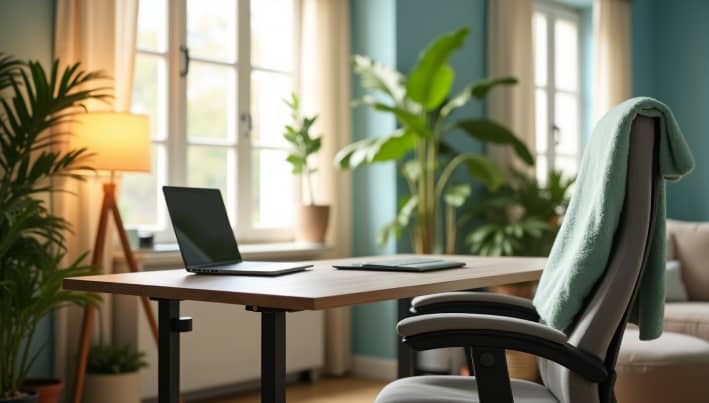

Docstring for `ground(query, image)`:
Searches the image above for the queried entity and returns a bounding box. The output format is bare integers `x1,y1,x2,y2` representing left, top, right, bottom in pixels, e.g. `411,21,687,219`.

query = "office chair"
376,114,660,403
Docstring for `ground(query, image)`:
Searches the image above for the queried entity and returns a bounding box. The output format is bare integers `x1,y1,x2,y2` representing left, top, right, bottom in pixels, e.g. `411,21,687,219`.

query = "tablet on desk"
334,258,465,272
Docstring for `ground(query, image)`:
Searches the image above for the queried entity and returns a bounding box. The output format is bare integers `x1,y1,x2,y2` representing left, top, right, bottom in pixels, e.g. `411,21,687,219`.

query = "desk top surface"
63,255,545,310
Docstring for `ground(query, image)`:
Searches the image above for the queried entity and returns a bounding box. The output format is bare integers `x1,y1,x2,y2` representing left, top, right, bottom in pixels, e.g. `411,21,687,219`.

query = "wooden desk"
63,255,545,403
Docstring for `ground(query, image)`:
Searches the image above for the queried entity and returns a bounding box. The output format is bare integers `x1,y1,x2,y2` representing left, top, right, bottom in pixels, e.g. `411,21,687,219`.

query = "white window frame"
132,0,302,243
533,1,583,182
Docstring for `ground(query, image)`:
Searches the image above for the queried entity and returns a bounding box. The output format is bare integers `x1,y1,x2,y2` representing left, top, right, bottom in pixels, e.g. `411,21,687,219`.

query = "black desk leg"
397,297,416,378
261,310,286,403
157,299,192,403
158,299,180,403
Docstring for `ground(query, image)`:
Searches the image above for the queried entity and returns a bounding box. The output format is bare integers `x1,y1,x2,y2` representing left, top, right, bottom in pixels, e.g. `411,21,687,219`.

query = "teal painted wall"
350,0,400,359
630,0,709,220
0,0,56,378
350,0,488,359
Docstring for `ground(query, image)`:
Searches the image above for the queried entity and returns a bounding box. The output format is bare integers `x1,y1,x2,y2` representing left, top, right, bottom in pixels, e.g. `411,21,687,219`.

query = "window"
121,0,300,242
533,2,582,183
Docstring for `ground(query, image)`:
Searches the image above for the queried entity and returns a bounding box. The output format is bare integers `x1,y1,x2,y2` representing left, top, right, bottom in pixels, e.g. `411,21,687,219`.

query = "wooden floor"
200,377,387,403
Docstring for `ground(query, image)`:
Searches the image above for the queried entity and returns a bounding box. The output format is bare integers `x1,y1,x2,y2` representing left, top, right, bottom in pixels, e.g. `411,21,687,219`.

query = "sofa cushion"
664,302,709,342
665,260,689,302
666,219,709,300
616,328,709,403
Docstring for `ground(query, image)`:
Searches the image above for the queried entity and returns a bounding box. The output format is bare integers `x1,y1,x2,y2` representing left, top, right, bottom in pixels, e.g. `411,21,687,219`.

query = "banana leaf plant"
335,27,533,254
0,54,109,399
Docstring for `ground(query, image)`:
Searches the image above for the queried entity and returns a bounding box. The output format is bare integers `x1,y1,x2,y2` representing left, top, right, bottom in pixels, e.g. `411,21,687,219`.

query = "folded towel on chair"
532,97,694,340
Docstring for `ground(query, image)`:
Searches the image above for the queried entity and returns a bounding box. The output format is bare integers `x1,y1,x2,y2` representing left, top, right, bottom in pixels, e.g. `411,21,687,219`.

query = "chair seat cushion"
616,329,709,403
375,375,558,403
663,302,709,341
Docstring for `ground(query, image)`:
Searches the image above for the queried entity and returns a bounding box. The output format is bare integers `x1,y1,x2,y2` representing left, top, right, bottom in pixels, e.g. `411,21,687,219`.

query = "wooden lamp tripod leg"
71,183,163,403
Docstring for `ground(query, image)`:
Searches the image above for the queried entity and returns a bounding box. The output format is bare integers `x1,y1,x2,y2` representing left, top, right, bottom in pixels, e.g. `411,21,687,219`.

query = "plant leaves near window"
352,55,406,104
283,92,322,204
444,183,472,208
440,76,517,118
463,155,504,191
334,130,416,170
378,195,419,246
406,27,469,110
457,119,535,165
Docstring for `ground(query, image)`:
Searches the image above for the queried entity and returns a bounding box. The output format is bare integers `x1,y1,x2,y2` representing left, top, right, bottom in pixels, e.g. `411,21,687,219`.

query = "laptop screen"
163,187,242,267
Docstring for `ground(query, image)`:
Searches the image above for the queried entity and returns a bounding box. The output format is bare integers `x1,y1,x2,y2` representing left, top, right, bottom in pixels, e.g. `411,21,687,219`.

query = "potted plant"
335,27,534,254
0,54,108,402
283,93,329,242
464,169,574,381
83,344,147,403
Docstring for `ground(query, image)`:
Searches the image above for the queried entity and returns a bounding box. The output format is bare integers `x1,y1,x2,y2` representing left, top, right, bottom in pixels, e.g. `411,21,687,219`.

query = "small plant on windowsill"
283,93,329,243
83,344,148,403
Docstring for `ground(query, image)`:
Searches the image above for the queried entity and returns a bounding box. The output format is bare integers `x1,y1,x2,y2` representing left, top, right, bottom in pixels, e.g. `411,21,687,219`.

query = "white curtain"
593,0,631,120
486,0,536,174
52,0,138,394
299,0,352,375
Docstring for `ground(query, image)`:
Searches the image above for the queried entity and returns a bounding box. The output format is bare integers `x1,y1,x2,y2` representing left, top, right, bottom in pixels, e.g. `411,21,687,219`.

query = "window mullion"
168,0,187,187
546,11,556,171
236,0,252,239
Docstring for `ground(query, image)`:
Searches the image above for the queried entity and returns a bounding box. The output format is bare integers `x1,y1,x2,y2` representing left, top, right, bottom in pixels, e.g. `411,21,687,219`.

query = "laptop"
333,258,465,272
163,186,312,276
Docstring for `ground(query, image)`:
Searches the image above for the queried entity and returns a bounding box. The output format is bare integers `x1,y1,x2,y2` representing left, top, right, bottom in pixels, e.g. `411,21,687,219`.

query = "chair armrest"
398,313,607,383
411,292,539,321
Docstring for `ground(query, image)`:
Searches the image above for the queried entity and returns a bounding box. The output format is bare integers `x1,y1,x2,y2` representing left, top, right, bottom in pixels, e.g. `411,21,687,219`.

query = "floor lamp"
69,112,160,403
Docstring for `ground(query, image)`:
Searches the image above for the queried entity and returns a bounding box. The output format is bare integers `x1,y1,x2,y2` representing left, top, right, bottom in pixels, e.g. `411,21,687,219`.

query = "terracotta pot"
0,392,39,403
83,372,140,403
295,204,330,243
491,281,541,383
21,379,62,403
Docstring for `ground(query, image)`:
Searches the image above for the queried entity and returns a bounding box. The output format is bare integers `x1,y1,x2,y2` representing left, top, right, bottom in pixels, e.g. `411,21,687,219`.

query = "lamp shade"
70,112,151,172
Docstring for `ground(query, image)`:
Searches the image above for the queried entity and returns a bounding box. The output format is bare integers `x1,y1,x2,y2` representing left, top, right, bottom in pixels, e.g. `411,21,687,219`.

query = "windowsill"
113,242,333,270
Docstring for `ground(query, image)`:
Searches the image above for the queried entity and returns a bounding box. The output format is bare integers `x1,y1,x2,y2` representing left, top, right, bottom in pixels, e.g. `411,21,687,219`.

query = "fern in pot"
283,93,329,242
0,54,107,402
83,344,147,403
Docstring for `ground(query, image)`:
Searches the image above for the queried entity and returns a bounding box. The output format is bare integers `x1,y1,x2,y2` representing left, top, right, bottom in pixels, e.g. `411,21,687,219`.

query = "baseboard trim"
351,355,397,380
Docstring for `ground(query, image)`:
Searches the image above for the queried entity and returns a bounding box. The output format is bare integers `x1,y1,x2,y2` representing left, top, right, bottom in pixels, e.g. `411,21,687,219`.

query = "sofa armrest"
411,292,539,321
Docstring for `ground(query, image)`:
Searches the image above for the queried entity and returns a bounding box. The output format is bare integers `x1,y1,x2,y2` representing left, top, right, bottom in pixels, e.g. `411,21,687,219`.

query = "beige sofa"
664,219,709,340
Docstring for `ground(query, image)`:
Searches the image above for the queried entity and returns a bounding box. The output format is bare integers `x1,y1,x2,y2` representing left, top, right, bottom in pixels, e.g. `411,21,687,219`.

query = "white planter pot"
83,372,140,403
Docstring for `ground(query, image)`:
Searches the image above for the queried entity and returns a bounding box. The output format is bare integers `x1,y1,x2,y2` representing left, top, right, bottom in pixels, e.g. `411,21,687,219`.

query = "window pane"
132,54,168,141
187,0,237,62
187,146,235,220
555,155,578,179
120,144,166,228
137,0,167,52
554,19,578,91
252,149,294,228
251,71,292,147
536,155,548,186
554,92,579,155
251,0,294,71
187,62,237,142
533,13,547,87
535,88,548,153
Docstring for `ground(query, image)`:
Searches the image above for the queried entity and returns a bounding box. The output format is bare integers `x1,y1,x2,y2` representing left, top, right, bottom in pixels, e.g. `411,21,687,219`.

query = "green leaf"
401,160,421,183
443,183,472,207
406,27,469,110
440,76,517,118
372,103,431,137
377,195,419,246
335,130,417,170
457,119,534,165
464,155,504,191
353,55,406,103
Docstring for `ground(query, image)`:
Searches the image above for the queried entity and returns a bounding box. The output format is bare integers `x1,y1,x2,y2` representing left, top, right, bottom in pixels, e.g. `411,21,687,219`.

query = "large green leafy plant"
335,27,533,253
0,54,109,399
465,170,575,256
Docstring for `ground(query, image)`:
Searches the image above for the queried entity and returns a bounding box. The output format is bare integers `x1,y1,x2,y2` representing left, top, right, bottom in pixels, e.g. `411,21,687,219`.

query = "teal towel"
532,97,694,340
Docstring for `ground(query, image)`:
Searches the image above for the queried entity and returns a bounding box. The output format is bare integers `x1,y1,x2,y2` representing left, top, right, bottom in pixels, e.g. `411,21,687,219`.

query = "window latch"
179,45,190,77
240,113,252,136
552,124,561,146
